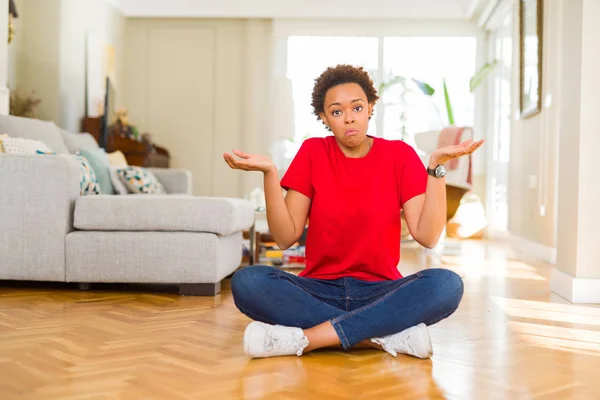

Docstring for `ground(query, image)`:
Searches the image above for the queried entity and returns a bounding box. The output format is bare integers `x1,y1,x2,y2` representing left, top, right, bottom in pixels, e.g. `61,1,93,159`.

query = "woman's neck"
339,137,374,158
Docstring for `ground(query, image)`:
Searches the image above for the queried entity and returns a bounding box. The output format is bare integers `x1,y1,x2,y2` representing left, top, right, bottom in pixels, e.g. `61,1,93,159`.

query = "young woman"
223,64,483,359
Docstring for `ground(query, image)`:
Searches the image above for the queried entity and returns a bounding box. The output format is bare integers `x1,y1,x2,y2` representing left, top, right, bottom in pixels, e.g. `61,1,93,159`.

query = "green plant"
469,59,499,93
443,78,455,125
379,59,499,127
378,76,435,97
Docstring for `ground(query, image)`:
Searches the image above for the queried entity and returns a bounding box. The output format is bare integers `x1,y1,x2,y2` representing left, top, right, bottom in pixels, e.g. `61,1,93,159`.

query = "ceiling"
105,0,492,21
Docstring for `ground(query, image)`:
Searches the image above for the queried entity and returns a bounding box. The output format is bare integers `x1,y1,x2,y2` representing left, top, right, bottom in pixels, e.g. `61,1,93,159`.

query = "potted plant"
378,59,499,128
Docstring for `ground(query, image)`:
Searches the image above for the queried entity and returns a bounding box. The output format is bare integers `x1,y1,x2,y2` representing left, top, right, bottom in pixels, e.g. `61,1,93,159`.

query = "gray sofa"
0,115,254,295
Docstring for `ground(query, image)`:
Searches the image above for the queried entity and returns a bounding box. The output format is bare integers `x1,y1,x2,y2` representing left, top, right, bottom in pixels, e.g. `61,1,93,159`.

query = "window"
285,35,477,155
382,37,477,146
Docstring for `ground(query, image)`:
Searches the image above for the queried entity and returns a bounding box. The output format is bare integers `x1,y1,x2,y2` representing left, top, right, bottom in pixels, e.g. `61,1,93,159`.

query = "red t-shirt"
280,135,427,282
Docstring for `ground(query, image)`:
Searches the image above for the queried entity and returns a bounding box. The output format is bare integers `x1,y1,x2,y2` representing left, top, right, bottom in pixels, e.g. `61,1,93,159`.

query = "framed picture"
519,0,543,118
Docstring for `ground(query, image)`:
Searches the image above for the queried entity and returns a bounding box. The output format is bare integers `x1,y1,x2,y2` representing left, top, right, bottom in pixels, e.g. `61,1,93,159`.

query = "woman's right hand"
223,150,276,174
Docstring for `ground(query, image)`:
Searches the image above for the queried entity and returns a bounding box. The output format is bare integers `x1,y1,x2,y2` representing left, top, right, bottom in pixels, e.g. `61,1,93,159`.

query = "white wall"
124,19,272,198
507,0,560,249
554,0,600,279
501,0,600,302
6,0,19,96
549,0,600,303
59,0,127,132
7,0,126,131
8,0,62,123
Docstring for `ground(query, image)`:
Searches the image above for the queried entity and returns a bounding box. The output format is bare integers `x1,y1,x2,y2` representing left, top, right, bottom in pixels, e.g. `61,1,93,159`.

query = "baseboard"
0,86,9,115
550,268,600,304
485,228,511,241
516,236,557,265
487,230,557,264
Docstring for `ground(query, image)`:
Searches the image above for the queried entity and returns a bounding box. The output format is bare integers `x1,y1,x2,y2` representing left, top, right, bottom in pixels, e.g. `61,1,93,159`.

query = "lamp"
8,0,18,44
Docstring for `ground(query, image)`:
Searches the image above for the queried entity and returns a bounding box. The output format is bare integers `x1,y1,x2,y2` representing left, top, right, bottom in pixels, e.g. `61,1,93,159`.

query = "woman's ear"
368,103,374,118
319,112,328,127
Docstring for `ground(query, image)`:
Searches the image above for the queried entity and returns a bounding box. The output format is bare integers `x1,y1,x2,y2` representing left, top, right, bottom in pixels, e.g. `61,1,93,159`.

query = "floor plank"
0,240,599,399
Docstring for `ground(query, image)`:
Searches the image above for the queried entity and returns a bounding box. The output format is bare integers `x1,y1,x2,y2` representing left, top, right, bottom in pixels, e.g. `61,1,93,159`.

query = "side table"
248,211,268,265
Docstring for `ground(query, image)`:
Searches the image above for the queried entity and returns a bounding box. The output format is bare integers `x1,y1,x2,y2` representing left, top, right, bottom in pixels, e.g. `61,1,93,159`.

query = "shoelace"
264,331,308,356
387,335,413,357
373,334,412,357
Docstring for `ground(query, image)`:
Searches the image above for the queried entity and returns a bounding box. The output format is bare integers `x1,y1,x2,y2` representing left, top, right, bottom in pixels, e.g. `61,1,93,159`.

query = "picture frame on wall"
519,0,543,119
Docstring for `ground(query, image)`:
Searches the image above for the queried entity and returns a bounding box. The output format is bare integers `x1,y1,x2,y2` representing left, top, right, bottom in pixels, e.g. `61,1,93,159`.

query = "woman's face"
319,83,373,149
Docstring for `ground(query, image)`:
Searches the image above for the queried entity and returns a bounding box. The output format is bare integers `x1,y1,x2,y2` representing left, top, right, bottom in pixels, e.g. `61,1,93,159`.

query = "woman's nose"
345,112,355,124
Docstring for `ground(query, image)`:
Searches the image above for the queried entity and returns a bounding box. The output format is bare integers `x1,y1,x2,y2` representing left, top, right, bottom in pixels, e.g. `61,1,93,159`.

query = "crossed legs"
231,265,463,357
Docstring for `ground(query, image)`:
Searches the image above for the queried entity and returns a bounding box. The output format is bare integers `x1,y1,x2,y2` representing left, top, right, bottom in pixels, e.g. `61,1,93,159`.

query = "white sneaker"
243,321,309,358
371,323,433,359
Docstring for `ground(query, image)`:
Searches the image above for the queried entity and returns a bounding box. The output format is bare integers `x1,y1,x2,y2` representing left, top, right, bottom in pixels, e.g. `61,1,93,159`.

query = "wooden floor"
1,240,600,399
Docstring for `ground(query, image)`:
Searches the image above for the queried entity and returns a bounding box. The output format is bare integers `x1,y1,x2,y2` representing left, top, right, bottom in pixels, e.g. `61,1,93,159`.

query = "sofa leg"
179,281,221,296
78,283,91,291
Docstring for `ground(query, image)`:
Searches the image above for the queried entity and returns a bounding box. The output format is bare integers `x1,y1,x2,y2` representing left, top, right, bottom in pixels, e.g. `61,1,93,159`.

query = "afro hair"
311,64,379,129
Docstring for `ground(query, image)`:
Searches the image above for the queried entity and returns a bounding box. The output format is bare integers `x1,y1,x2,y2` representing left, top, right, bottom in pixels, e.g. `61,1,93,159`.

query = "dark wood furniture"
81,116,170,167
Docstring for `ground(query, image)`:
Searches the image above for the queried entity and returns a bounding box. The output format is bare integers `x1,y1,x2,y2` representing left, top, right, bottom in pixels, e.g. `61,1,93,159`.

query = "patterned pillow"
71,154,101,196
116,166,166,194
78,149,114,195
36,150,100,196
1,136,53,154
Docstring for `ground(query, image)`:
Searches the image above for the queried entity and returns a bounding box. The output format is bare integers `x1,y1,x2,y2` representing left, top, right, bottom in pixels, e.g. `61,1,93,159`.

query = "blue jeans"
231,265,464,349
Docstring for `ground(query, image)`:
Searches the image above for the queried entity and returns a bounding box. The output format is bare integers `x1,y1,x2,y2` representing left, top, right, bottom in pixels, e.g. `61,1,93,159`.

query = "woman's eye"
355,106,363,112
332,110,341,116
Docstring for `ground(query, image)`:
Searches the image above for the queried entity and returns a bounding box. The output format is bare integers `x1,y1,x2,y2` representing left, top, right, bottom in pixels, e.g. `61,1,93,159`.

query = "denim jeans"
231,265,464,349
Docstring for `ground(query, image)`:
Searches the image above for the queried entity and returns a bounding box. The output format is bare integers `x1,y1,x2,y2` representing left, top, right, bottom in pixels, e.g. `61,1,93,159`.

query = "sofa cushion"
74,195,254,235
0,115,69,153
66,231,243,284
59,129,99,153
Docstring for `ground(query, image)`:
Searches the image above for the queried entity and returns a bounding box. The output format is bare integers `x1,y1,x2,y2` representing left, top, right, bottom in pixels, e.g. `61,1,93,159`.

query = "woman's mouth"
345,129,359,136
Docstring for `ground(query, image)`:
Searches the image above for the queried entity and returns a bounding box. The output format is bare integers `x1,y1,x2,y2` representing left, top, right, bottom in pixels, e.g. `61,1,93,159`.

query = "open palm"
432,139,484,164
223,150,275,173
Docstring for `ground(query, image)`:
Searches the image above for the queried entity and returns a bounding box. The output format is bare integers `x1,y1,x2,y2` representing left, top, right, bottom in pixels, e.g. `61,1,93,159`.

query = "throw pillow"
116,166,166,195
109,167,129,195
68,154,101,196
107,150,128,167
1,136,53,155
0,133,8,153
59,129,100,153
78,148,115,195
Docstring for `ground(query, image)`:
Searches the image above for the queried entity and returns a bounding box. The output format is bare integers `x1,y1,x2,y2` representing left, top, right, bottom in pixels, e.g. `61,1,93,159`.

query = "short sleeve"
397,143,427,207
280,139,314,199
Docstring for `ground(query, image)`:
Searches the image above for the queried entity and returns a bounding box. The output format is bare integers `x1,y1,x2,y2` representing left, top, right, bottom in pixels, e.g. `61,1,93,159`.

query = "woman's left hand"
430,139,485,165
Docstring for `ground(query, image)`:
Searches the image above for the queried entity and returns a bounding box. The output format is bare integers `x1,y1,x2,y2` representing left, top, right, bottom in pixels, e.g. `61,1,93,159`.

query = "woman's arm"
402,157,447,249
223,150,311,250
403,139,484,249
263,167,311,249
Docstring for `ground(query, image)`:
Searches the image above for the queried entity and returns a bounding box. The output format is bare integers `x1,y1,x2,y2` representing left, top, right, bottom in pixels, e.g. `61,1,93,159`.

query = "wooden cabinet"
81,116,169,168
